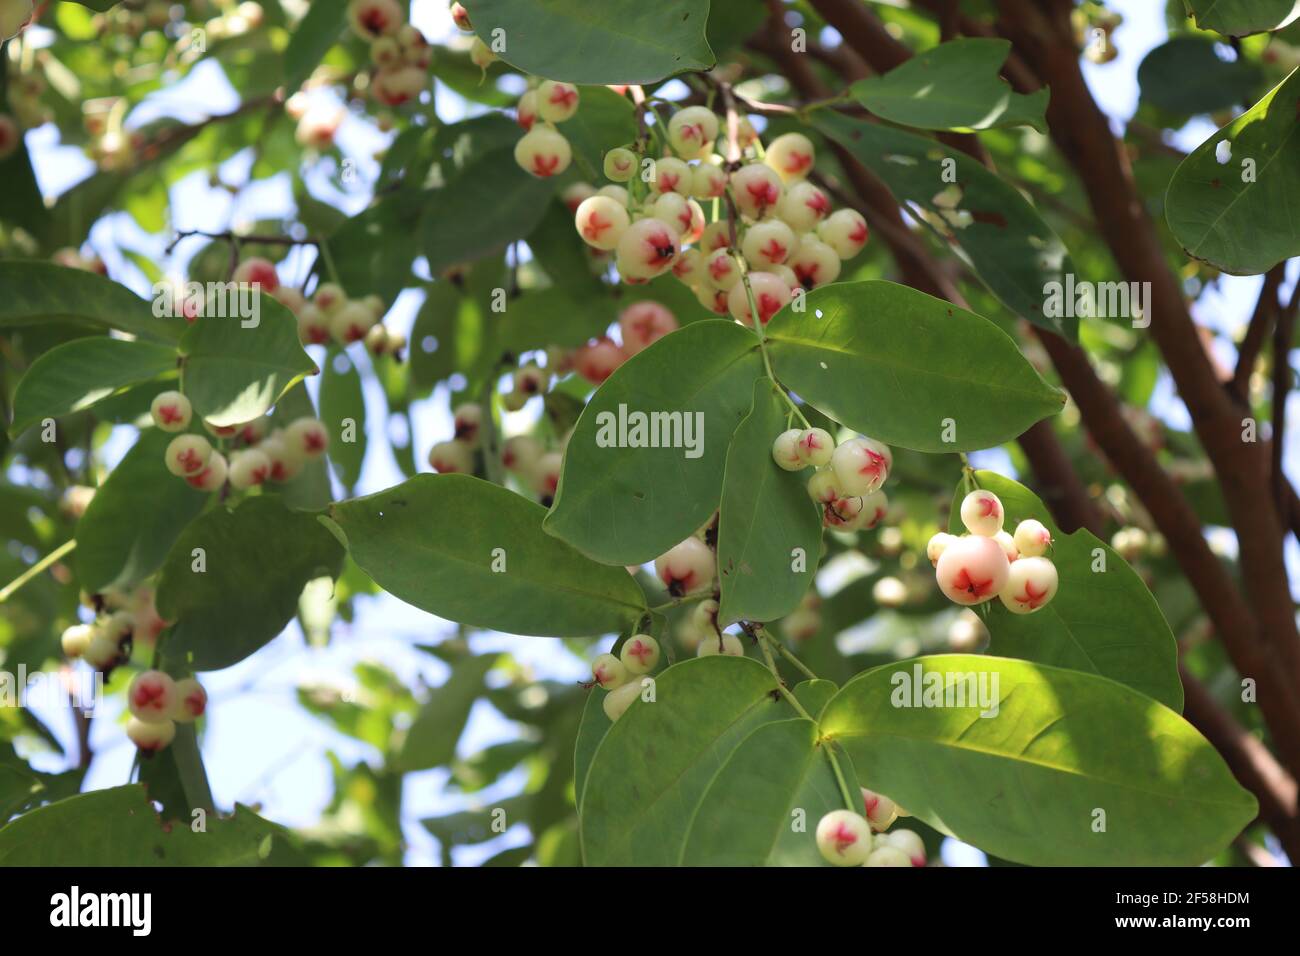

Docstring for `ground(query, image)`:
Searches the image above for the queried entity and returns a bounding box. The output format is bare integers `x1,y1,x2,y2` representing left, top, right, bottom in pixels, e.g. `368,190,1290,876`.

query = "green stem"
0,539,76,604
759,628,817,680
172,723,216,813
649,588,713,614
479,375,505,487
759,637,813,721
824,742,857,812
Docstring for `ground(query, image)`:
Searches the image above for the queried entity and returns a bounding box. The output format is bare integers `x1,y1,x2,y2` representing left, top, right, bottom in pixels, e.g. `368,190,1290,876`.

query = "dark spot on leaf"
1211,178,1221,188
633,491,645,500
971,210,1008,228
153,845,166,859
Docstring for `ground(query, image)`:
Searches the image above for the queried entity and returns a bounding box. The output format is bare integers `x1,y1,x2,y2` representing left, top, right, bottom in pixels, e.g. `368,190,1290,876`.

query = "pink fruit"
654,536,715,596
998,556,1059,614
573,337,627,384
618,301,677,355
936,534,1011,606
727,271,790,326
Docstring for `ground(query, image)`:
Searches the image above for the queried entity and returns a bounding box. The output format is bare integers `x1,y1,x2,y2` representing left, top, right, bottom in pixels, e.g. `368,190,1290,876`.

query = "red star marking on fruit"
863,793,879,815
951,566,996,599
756,292,783,324
178,449,201,472
304,430,326,453
250,463,269,483
680,122,704,142
185,691,205,717
830,822,859,855
672,257,693,278
531,154,560,177
760,238,787,262
583,212,612,241
1013,580,1051,610
805,191,830,217
799,432,824,455
977,495,1000,518
784,150,812,175
158,404,182,424
270,461,290,481
676,207,694,232
361,10,389,34
658,172,681,193
708,256,732,282
794,261,820,287
186,468,212,489
644,231,675,265
747,180,779,210
132,682,166,711
549,86,577,110
627,640,653,664
849,221,868,244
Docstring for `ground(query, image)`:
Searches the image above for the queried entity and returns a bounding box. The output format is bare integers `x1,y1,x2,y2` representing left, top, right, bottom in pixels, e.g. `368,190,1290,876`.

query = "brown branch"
1273,278,1298,514
1231,266,1284,400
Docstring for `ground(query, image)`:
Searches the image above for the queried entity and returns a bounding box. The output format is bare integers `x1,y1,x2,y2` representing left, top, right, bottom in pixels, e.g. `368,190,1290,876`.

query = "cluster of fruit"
346,0,432,109
816,790,927,867
774,430,892,534
149,390,329,492
927,491,1060,614
512,79,582,179
569,301,679,386
124,670,208,755
654,535,755,657
589,634,662,721
60,585,168,670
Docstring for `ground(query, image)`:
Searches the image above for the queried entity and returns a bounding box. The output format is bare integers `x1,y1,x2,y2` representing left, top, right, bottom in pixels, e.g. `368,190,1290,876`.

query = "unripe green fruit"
815,809,873,866
128,669,177,723
591,652,629,690
150,391,192,432
696,632,743,657
171,677,207,723
127,716,175,754
620,633,660,674
603,678,643,722
164,434,213,477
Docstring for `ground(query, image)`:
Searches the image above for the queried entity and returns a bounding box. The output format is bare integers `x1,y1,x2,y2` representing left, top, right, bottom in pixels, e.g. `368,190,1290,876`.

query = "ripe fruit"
150,391,192,432
331,301,378,343
772,428,805,471
650,192,701,241
127,716,176,754
818,208,869,259
703,248,741,291
861,787,899,831
671,247,706,286
232,256,279,291
618,301,677,355
998,556,1059,614
615,218,679,280
164,435,212,477
935,534,1011,606
796,428,833,468
742,219,796,268
573,337,627,384
603,678,643,722
453,403,483,445
260,435,303,482
532,451,562,503
1013,518,1052,557
592,652,629,690
830,437,889,496
960,490,1004,537
574,195,630,251
765,132,816,184
655,536,715,596
228,449,271,489
285,417,329,459
815,809,873,866
727,271,790,326
882,828,926,866
372,65,427,106
171,678,207,722
128,670,177,723
667,106,719,159
514,124,572,178
501,435,542,474
603,147,637,182
864,845,912,867
788,236,841,290
993,529,1018,563
61,623,93,659
696,632,744,657
516,89,538,131
823,494,864,530
731,163,784,219
348,0,402,38
428,439,474,474
807,466,840,505
691,597,720,636
858,490,888,530
692,163,727,200
926,531,956,566
650,156,692,196
777,181,832,232
536,80,580,123
450,1,472,31
295,107,343,149
186,452,228,492
513,363,547,396
620,634,660,675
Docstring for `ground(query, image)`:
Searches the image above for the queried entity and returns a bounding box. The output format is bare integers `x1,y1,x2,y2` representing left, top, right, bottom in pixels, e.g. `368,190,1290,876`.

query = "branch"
1271,278,1296,514
1231,266,1285,400
164,229,323,257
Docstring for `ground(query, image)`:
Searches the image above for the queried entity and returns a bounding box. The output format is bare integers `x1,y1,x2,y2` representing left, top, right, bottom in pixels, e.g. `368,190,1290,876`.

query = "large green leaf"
469,0,714,84
421,148,555,277
497,287,612,353
325,475,647,637
681,718,847,866
948,472,1182,710
409,283,465,391
545,320,763,565
396,655,498,772
814,112,1076,338
0,785,295,865
851,39,1047,132
75,429,208,594
157,496,345,671
580,656,797,866
324,194,422,302
765,281,1064,453
573,685,612,811
717,378,821,625
1186,0,1300,36
10,338,177,436
1137,36,1265,116
284,0,347,91
318,349,367,491
1165,69,1300,275
0,262,183,343
179,294,317,427
819,655,1257,866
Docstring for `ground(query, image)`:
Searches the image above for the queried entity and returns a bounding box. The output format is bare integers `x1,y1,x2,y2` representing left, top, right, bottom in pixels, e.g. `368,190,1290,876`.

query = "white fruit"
741,219,796,268
815,809,873,866
830,437,889,496
615,217,679,280
649,156,692,196
228,449,271,489
818,208,869,259
428,439,474,474
727,272,790,327
128,670,177,723
959,490,1004,537
796,428,833,468
696,632,744,657
731,163,784,219
788,236,841,290
61,624,93,659
654,536,715,594
126,716,176,753
514,124,572,179
592,652,630,690
164,435,212,477
536,80,580,123
882,828,926,866
765,132,816,184
935,534,1011,606
171,677,207,723
620,634,660,674
772,428,805,471
703,248,742,291
150,391,192,432
667,106,719,159
603,147,636,182
864,846,912,867
185,452,228,492
998,556,1059,614
574,195,630,251
776,181,831,233
602,678,643,721
1013,518,1052,557
861,788,899,831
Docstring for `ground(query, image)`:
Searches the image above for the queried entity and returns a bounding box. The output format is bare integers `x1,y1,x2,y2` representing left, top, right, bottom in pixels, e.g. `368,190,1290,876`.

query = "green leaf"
545,320,764,565
0,784,294,865
469,0,714,84
573,685,611,811
1165,69,1300,275
497,287,610,352
765,281,1064,453
851,39,1048,132
75,429,208,594
322,194,421,302
580,656,797,866
326,474,647,637
813,112,1077,338
717,378,821,625
1137,36,1264,116
284,0,347,92
421,148,555,278
819,654,1257,866
157,496,345,671
682,718,847,866
1186,0,1300,36
318,349,367,491
559,86,638,180
10,338,177,436
395,655,498,772
409,283,464,390
948,472,1182,710
179,294,317,427
0,262,183,343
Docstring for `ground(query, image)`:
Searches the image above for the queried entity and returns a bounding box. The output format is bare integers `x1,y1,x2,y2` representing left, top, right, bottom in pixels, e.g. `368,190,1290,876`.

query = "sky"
12,0,1297,867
